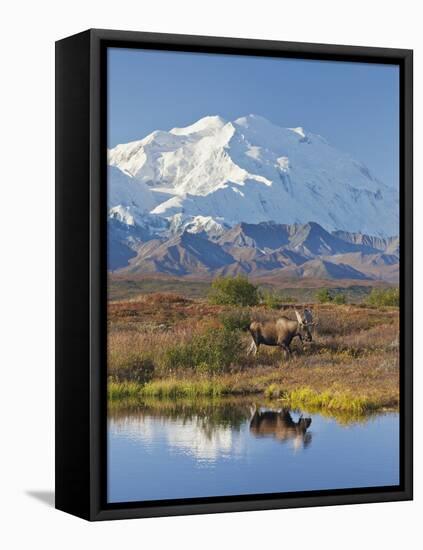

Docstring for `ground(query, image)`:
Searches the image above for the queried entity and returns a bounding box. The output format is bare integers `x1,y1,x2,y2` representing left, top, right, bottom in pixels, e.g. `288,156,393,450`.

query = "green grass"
279,386,381,414
108,381,143,400
108,379,226,399
108,379,392,418
263,383,284,399
141,379,226,398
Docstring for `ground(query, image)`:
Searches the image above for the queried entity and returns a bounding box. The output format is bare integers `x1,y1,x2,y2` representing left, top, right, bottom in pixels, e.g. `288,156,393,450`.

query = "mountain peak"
170,115,227,136
288,126,306,138
108,114,399,237
234,114,275,129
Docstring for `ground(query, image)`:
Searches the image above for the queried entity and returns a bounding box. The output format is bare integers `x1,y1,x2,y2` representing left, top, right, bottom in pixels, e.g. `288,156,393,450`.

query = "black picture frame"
55,28,413,521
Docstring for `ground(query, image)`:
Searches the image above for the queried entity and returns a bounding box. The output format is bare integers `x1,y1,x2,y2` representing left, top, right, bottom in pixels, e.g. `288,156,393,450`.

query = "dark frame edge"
88,27,412,61
400,48,413,502
55,29,92,520
89,28,105,522
92,492,411,521
56,28,413,522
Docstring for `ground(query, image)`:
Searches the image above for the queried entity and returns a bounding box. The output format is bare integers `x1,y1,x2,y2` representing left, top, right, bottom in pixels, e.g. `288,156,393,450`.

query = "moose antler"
303,308,318,326
294,309,303,325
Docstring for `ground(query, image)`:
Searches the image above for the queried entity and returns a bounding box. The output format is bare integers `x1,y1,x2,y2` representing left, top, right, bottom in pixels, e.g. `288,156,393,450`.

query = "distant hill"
108,220,399,282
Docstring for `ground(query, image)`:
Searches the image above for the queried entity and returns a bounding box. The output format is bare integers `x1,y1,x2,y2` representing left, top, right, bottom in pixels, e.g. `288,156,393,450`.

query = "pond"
107,398,399,503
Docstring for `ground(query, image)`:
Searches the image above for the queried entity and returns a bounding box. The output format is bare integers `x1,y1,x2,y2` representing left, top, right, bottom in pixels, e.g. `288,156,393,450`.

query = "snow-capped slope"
108,114,399,237
107,166,159,224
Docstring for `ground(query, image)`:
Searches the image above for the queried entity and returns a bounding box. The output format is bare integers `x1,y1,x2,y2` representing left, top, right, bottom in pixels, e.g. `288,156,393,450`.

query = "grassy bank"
108,369,398,414
107,292,399,414
108,359,398,415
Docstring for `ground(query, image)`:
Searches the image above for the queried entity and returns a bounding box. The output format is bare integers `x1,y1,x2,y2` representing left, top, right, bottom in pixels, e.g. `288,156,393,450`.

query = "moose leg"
252,342,260,356
247,339,258,356
296,333,305,350
280,343,291,360
249,404,257,418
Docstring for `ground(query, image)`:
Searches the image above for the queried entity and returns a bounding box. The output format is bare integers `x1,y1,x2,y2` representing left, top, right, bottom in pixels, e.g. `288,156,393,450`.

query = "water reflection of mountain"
109,398,251,431
108,399,314,461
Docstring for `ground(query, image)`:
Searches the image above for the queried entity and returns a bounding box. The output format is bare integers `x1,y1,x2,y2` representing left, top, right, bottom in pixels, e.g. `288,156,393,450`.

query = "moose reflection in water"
109,399,313,452
250,407,312,449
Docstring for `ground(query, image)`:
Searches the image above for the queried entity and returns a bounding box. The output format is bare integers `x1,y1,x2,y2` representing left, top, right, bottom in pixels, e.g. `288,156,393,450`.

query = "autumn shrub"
261,290,282,309
162,327,242,373
219,308,251,332
333,293,347,305
208,276,259,306
108,350,155,383
316,288,333,303
366,287,399,307
261,290,295,309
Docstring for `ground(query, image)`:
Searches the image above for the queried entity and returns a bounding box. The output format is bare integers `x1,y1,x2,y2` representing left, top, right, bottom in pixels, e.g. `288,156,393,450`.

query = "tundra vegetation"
108,277,400,417
366,287,400,307
208,275,259,306
261,290,295,309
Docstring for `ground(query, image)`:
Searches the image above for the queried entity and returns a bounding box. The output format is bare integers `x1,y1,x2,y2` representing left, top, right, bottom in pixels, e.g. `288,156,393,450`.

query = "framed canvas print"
55,29,413,521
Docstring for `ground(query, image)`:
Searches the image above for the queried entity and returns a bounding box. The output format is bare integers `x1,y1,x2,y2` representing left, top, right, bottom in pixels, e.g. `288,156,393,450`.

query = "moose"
247,308,317,358
250,408,312,448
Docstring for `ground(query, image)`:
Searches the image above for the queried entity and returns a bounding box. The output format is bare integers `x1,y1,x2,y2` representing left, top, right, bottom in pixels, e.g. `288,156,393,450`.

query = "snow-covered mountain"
107,114,399,280
108,114,398,237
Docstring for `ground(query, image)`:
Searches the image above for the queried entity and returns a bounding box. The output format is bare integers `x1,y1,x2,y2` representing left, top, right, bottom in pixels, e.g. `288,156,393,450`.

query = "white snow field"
108,114,398,238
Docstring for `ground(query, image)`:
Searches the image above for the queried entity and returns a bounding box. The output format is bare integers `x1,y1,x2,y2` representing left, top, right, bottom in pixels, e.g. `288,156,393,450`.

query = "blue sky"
108,48,399,190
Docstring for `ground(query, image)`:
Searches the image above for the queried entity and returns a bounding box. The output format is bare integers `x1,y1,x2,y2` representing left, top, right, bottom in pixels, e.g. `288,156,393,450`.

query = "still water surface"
108,399,399,503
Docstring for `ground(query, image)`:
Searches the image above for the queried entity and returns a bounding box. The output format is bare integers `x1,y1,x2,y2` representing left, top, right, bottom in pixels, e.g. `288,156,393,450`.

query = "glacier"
108,114,399,238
